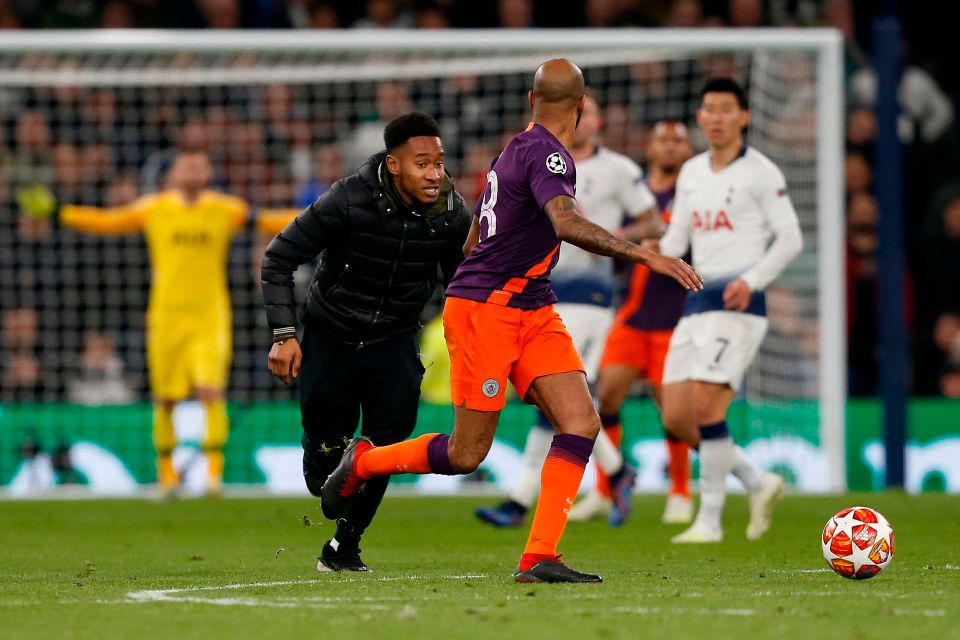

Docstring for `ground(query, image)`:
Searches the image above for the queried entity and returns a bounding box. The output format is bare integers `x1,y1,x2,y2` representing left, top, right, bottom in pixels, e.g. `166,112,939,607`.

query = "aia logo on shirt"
692,210,734,232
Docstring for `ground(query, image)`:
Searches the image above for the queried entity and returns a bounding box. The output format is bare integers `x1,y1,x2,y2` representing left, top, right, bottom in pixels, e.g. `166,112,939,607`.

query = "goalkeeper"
60,150,248,497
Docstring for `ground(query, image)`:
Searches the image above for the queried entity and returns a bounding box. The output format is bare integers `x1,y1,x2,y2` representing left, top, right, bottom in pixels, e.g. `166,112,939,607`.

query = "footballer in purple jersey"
445,122,576,309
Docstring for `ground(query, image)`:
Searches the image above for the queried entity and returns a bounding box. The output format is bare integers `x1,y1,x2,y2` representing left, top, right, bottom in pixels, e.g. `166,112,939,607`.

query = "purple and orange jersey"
445,123,576,310
618,184,688,332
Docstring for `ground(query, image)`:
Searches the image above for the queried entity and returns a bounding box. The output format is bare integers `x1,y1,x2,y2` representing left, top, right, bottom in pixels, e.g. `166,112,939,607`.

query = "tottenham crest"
481,378,500,398
545,152,567,174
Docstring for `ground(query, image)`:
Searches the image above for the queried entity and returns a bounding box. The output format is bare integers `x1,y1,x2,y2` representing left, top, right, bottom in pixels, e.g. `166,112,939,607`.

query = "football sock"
730,444,763,493
694,421,734,531
203,400,229,486
665,431,691,497
520,434,593,570
333,517,360,550
595,413,622,498
593,426,624,476
206,449,224,487
355,433,455,478
156,451,177,487
510,422,553,508
152,404,177,486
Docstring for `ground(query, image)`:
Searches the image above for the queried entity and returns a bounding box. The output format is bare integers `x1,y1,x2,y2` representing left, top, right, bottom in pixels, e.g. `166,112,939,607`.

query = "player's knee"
448,448,484,474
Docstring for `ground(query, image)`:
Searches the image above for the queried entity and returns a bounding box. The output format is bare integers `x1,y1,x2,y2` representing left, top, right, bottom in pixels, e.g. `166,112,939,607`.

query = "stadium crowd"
1,0,959,399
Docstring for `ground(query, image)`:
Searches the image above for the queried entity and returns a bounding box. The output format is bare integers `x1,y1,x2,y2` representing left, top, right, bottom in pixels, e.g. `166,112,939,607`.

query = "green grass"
1,493,958,640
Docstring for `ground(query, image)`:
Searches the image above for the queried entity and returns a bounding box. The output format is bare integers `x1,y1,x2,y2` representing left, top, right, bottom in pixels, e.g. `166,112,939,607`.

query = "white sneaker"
671,522,723,544
746,472,784,541
567,490,611,522
662,494,694,524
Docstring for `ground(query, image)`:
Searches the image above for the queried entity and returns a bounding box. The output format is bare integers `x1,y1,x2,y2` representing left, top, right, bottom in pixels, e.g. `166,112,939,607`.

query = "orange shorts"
599,322,674,386
443,296,585,411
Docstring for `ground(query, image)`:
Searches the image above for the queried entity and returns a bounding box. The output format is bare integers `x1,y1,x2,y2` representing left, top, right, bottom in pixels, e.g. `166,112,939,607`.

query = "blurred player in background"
474,92,661,529
60,150,247,497
320,59,702,583
658,78,802,543
571,120,696,525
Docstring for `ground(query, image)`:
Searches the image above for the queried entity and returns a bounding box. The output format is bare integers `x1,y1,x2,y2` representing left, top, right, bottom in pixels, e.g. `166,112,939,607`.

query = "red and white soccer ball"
822,506,895,580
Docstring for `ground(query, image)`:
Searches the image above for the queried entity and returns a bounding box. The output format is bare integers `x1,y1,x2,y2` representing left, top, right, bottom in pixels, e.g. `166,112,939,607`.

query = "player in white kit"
475,92,659,528
658,78,803,543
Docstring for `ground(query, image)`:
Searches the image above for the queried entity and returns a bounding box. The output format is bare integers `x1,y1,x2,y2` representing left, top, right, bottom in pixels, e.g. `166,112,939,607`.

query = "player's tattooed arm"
545,195,703,291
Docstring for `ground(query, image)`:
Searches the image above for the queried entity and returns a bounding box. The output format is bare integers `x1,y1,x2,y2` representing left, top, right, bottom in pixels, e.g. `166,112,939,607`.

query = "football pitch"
2,493,957,640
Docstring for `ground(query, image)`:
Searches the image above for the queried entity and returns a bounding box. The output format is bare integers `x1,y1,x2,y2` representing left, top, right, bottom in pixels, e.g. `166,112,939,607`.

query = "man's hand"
268,339,302,386
723,279,752,311
642,252,703,291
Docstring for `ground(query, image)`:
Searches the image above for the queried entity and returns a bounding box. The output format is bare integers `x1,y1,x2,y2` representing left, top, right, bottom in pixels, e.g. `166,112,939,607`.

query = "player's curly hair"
383,112,442,152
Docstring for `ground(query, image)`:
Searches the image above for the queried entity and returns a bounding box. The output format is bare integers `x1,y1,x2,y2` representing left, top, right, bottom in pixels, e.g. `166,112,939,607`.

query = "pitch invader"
474,92,661,529
659,78,803,543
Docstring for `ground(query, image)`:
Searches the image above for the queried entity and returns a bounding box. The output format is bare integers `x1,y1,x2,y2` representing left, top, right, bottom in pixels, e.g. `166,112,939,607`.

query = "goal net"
0,30,844,495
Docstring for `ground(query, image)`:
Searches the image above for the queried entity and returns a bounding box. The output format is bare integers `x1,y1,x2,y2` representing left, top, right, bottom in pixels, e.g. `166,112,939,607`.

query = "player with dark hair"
320,60,702,583
61,150,247,498
659,78,802,543
262,111,472,571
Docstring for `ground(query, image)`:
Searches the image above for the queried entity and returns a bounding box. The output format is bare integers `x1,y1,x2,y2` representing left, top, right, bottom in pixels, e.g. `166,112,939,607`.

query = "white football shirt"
659,146,802,292
555,146,656,278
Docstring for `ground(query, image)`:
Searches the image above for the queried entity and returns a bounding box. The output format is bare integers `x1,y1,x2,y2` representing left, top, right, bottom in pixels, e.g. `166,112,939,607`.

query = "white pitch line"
124,574,490,607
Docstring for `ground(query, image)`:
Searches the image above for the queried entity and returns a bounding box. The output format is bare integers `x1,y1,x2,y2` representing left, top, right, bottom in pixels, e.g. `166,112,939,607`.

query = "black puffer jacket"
261,151,472,348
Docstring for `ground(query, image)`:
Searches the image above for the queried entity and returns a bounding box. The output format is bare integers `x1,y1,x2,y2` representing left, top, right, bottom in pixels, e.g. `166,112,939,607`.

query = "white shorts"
554,302,614,383
661,311,768,391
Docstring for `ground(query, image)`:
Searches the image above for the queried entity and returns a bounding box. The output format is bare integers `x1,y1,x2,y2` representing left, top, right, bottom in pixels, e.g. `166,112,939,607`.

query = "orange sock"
666,437,690,497
595,424,623,498
355,433,441,479
520,434,592,570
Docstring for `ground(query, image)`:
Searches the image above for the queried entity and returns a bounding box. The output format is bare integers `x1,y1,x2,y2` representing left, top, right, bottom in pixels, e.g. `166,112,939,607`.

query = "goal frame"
0,28,846,491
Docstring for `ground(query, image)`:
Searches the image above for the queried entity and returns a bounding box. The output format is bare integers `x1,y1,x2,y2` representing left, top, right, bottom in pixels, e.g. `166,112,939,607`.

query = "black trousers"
299,325,424,535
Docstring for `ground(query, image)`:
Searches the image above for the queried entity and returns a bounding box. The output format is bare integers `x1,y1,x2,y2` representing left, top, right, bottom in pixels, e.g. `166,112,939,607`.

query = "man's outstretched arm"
544,195,702,291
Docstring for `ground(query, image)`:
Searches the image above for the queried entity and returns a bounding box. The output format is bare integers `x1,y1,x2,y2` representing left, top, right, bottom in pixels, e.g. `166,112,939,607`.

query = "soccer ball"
821,506,895,580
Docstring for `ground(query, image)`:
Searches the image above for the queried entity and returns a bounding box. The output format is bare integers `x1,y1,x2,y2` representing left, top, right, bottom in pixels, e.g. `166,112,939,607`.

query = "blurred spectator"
343,81,412,172
667,0,703,27
845,150,872,195
295,143,344,208
1,307,44,401
728,0,764,27
940,365,960,398
353,0,413,28
311,3,341,28
845,107,877,154
100,0,134,28
67,332,135,405
845,191,880,396
198,0,242,28
498,0,534,28
584,0,622,27
821,0,869,90
851,64,954,146
0,0,20,28
414,3,450,28
845,191,916,395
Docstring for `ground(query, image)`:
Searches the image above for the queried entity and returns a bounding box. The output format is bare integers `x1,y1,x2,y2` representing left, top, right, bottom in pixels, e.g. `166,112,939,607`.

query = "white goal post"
0,29,845,492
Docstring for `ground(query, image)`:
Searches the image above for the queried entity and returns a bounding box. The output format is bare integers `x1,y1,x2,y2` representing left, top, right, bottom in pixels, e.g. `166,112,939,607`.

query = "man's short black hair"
383,112,442,152
700,77,749,110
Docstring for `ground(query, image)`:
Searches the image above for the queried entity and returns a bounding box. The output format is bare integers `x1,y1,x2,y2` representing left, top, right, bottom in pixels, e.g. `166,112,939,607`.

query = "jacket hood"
359,150,456,219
